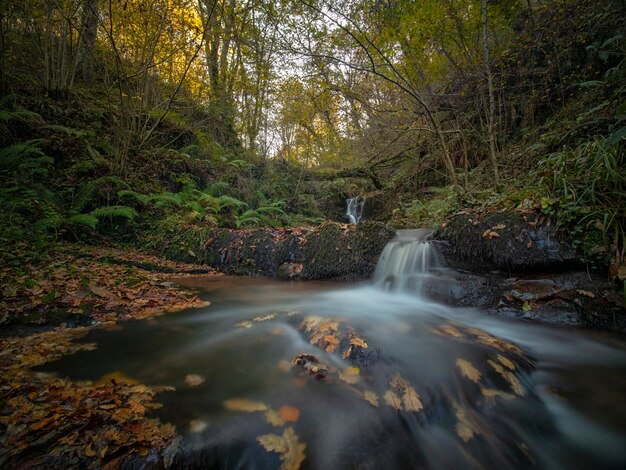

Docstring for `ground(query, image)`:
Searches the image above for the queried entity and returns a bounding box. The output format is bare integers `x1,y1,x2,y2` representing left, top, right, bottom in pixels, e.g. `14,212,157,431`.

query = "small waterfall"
374,229,441,293
346,196,365,224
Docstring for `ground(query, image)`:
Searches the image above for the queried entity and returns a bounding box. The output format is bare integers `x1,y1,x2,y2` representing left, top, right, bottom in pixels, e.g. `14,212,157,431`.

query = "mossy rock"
436,211,577,273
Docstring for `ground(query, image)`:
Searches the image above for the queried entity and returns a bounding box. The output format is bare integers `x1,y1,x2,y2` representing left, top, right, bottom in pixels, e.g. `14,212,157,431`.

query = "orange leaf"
278,405,300,423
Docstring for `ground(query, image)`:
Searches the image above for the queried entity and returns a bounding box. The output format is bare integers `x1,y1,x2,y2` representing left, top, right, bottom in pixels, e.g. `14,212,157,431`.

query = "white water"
42,232,626,469
346,196,365,224
374,228,442,293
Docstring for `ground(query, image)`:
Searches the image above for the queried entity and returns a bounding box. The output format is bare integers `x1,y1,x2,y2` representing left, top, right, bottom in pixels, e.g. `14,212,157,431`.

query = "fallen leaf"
492,224,507,230
350,337,368,349
89,283,114,298
236,321,253,329
265,409,286,427
363,391,379,407
402,385,423,412
384,390,402,411
189,419,208,433
257,427,306,470
254,313,278,322
184,374,205,387
576,289,595,298
224,398,268,412
496,355,516,370
339,367,360,385
456,359,481,383
278,405,300,423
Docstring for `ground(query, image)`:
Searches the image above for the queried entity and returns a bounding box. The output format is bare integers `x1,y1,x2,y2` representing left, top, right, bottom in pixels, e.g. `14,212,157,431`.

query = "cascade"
374,228,442,293
345,196,365,224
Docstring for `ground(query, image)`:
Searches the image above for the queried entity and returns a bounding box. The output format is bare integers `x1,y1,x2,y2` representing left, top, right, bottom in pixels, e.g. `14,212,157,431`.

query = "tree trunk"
482,0,500,185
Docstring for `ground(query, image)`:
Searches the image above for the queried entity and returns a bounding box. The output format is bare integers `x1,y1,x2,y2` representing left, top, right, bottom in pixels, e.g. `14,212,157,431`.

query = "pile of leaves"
0,243,219,467
0,243,214,327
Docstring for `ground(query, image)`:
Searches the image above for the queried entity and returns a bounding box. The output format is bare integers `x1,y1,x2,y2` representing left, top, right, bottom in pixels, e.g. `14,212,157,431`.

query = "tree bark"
482,0,500,185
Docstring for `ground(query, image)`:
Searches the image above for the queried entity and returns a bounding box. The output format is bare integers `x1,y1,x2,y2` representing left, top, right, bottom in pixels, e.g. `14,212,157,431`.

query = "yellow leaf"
363,391,379,407
456,359,481,383
189,419,208,433
492,224,507,230
496,354,516,370
402,385,423,412
576,289,595,298
265,409,286,427
350,337,368,349
257,427,306,470
487,360,525,396
224,398,268,412
184,374,205,387
384,390,402,411
254,313,278,322
236,321,253,329
339,366,360,384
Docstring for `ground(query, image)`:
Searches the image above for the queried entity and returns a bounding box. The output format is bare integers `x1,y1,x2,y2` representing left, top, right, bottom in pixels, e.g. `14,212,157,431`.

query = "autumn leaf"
363,391,379,407
492,224,507,230
184,374,205,387
224,398,268,412
456,359,481,383
350,337,368,349
254,313,278,322
89,283,115,299
339,366,360,385
487,360,525,396
265,409,286,427
384,390,402,411
189,419,208,433
278,405,300,423
257,427,306,470
236,321,253,329
402,385,423,412
496,355,516,370
576,289,595,298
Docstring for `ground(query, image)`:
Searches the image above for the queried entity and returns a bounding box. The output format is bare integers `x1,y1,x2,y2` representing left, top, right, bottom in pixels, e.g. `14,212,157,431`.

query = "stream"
42,233,626,469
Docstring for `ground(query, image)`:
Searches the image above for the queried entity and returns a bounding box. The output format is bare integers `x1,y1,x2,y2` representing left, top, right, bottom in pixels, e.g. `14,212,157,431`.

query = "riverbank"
0,244,217,468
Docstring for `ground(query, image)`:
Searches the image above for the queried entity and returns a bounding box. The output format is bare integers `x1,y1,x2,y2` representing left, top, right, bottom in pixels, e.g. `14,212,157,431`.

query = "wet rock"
199,222,395,281
436,211,578,273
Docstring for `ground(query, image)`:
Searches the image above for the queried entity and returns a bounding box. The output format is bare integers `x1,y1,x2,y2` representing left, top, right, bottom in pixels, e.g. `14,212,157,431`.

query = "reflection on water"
44,276,626,469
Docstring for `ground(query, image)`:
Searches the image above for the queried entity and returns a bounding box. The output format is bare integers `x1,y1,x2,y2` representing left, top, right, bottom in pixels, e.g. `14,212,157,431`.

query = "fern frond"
90,205,138,220
235,209,260,227
73,176,131,212
45,124,91,138
218,195,248,209
118,189,150,204
0,109,42,122
208,181,229,196
68,214,98,229
150,192,182,208
0,140,47,170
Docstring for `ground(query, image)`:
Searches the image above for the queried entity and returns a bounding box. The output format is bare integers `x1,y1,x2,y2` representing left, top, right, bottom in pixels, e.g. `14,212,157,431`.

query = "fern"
218,195,248,209
90,205,138,220
68,213,98,229
235,209,260,227
73,176,131,212
118,189,150,204
0,109,42,122
0,140,48,170
150,192,182,208
208,181,229,196
45,124,92,138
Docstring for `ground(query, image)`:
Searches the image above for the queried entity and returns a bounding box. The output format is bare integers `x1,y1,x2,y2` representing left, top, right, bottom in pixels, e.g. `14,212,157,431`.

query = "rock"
436,211,577,273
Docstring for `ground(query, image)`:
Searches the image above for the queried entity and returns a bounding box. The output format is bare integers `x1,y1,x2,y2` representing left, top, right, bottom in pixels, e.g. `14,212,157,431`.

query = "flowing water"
345,197,365,224
43,233,626,469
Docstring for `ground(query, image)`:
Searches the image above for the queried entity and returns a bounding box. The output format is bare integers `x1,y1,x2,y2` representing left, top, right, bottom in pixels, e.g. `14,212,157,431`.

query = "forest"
1,0,625,468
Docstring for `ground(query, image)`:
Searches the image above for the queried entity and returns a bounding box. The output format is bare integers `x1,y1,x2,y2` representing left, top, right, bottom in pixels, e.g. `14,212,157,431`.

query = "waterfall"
346,196,365,224
374,229,442,293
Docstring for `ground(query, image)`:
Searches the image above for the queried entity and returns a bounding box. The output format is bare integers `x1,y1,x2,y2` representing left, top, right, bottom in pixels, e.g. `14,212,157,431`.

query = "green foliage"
402,187,459,227
539,138,625,266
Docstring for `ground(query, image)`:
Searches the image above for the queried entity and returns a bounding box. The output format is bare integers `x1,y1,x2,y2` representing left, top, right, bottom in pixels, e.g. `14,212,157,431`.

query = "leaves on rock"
338,366,360,385
257,427,306,470
383,390,402,411
456,359,481,383
362,391,379,407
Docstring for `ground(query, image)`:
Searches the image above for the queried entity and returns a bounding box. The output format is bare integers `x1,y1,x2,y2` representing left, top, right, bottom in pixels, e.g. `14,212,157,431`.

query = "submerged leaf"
265,409,286,427
339,366,360,385
184,374,205,387
363,391,379,407
402,385,423,412
278,405,300,423
224,399,268,412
